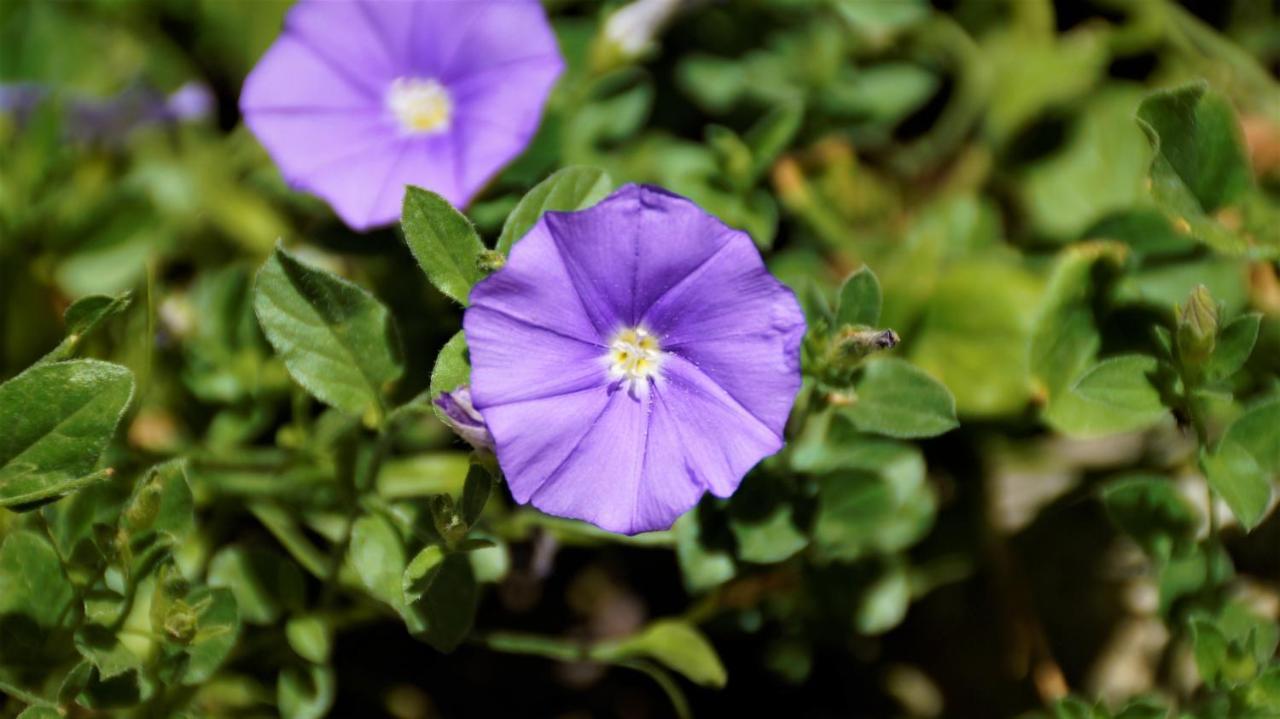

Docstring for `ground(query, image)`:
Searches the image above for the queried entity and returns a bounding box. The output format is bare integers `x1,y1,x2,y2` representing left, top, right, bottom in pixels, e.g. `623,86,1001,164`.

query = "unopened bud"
1177,284,1218,371
435,386,494,450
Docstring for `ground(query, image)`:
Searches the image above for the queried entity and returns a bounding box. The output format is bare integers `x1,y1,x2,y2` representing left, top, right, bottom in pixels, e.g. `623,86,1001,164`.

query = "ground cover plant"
2,0,1280,717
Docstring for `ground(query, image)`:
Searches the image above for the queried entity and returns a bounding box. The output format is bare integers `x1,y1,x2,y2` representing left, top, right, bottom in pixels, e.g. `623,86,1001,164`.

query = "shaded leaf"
1043,355,1169,437
1205,313,1260,382
279,664,335,719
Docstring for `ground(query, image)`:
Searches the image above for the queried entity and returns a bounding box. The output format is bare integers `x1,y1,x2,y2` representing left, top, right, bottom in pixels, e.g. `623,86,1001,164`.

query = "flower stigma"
607,326,665,393
386,77,453,135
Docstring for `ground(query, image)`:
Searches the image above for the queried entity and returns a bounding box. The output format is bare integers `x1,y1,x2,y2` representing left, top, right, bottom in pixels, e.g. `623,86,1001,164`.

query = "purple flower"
240,0,564,231
463,185,805,534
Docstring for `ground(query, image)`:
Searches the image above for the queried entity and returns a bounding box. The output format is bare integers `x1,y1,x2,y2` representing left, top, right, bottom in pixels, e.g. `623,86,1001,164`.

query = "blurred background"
3,0,1280,717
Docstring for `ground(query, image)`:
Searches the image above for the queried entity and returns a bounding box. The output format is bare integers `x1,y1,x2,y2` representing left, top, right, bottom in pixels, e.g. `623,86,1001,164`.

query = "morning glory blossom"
463,185,805,534
240,0,564,231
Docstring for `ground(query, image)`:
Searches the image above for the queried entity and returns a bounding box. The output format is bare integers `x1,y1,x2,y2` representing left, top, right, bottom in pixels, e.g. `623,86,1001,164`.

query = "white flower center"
607,327,664,389
386,77,453,135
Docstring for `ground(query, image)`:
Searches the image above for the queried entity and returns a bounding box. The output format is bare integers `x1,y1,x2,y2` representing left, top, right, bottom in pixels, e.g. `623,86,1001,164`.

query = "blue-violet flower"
240,0,564,231
463,185,805,534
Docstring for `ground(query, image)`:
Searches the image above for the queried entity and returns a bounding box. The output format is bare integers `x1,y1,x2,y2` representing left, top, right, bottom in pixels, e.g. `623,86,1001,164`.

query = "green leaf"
0,360,134,508
74,625,141,680
1203,441,1271,530
40,292,133,364
1205,313,1261,382
674,510,735,594
1020,89,1152,240
403,553,477,653
348,514,408,609
595,620,727,688
1043,355,1169,437
1221,399,1280,473
496,167,612,255
840,358,958,438
1029,241,1126,398
1101,474,1199,561
1190,615,1258,688
16,708,63,719
286,615,332,665
402,545,446,607
0,532,75,656
207,546,306,625
1137,82,1253,213
835,266,881,327
729,504,809,564
460,464,491,527
180,586,241,686
279,664,336,719
856,562,910,634
125,460,194,543
907,259,1040,417
253,244,403,420
743,101,803,181
429,330,470,397
402,186,487,305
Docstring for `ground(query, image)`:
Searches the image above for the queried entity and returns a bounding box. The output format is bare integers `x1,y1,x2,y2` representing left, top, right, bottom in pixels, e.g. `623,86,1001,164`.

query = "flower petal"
241,34,377,112
467,220,609,343
464,304,608,408
652,353,784,498
642,234,805,433
281,0,402,88
541,185,735,329
441,1,562,83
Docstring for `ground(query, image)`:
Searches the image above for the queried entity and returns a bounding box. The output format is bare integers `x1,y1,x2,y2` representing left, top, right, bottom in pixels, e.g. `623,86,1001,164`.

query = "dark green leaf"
1221,399,1280,473
253,244,403,420
840,358,958,438
403,553,477,653
0,360,133,508
496,167,612,254
460,464,491,527
402,186,487,305
835,266,881,327
1136,83,1253,213
1206,313,1261,382
1101,474,1199,560
208,546,306,625
402,545,445,606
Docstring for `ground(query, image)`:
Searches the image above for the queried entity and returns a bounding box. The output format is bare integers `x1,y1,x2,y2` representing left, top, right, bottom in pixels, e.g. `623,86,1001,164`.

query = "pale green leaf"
841,358,958,438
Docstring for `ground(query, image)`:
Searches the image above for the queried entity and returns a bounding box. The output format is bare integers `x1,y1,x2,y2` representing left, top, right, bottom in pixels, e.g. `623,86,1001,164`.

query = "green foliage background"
2,0,1280,717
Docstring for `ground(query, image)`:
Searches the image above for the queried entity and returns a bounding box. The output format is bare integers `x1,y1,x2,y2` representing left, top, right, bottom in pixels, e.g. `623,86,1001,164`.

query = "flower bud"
1176,284,1218,372
435,386,494,450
